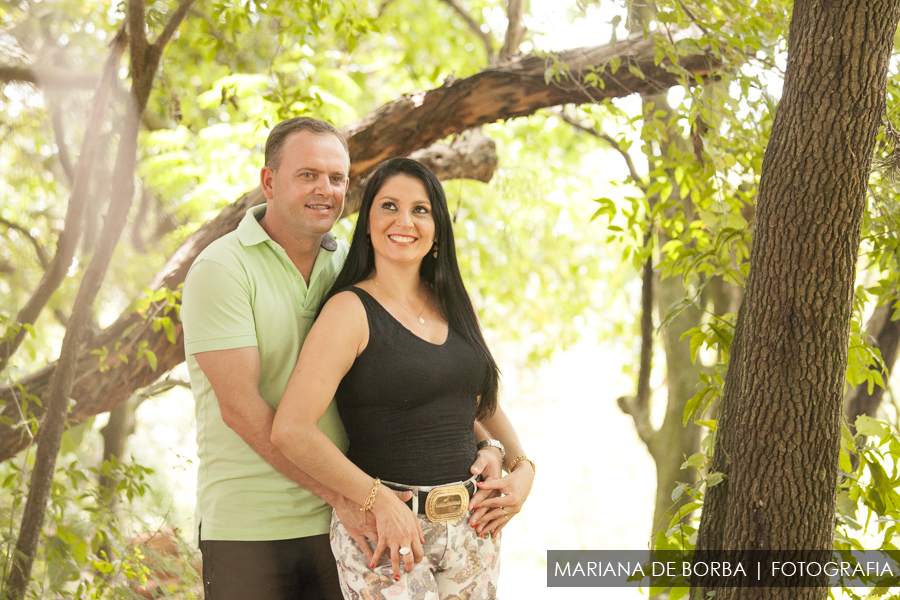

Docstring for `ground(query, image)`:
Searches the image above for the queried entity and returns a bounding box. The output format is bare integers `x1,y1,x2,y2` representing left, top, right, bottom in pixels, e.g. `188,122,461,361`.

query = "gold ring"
502,510,511,521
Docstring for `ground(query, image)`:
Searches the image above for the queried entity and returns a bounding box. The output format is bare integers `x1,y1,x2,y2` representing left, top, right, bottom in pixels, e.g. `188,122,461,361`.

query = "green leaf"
840,447,852,473
681,452,706,470
144,349,158,372
706,472,726,488
856,415,888,438
669,586,690,600
608,56,621,74
667,501,702,530
162,317,177,344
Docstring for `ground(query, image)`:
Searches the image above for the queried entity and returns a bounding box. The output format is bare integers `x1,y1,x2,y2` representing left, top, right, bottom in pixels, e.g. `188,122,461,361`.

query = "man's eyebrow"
294,167,348,177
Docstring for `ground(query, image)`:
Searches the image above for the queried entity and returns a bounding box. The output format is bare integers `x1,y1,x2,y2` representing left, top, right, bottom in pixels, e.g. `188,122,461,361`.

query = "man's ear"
260,166,275,200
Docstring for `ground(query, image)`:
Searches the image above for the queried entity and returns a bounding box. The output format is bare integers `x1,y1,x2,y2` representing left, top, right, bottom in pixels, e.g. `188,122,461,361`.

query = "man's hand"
332,496,378,564
467,445,503,526
469,444,504,482
333,491,415,565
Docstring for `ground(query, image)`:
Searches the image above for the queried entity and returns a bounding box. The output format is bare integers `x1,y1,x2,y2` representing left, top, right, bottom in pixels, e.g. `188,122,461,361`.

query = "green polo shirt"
181,204,349,542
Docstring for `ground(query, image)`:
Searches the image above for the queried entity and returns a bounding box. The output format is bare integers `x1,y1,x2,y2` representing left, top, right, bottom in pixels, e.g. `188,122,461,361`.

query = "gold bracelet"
507,456,535,476
359,478,380,512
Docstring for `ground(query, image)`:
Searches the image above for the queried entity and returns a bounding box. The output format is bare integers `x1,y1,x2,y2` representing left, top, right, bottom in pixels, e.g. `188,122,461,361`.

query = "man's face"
260,130,350,241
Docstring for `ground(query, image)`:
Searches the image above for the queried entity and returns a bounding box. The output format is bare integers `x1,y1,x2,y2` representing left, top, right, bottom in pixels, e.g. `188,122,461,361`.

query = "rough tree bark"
0,29,720,463
3,1,196,597
693,2,900,599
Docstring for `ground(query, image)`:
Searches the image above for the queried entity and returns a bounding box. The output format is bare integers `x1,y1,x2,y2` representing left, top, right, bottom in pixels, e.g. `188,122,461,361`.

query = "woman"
272,158,535,599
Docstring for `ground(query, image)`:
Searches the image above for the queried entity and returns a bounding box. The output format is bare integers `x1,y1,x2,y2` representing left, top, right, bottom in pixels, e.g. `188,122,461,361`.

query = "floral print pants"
330,510,500,600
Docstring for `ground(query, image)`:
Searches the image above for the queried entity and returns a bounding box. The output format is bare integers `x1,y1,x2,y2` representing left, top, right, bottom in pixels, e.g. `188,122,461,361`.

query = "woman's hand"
369,487,425,581
469,462,534,538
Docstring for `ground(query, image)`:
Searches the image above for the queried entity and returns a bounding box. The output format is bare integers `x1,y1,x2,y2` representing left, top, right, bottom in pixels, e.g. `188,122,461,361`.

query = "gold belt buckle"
424,484,468,522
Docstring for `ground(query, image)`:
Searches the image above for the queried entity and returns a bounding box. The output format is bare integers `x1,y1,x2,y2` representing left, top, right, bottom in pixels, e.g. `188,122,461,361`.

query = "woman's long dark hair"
321,157,500,420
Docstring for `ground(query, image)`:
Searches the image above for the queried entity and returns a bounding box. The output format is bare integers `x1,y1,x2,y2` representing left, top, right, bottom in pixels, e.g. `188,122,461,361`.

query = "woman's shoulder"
330,284,373,300
320,287,368,322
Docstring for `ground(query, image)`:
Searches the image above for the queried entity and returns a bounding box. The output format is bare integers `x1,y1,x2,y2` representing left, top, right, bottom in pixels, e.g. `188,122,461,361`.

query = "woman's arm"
271,291,423,579
469,404,535,538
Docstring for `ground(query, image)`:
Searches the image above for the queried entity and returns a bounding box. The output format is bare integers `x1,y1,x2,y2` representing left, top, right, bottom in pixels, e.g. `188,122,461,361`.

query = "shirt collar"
237,203,338,252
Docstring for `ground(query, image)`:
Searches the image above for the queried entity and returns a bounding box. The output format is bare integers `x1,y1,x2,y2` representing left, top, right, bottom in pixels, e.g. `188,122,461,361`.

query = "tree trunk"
694,2,900,599
2,2,196,596
651,273,703,531
0,27,127,373
0,30,719,463
98,400,138,509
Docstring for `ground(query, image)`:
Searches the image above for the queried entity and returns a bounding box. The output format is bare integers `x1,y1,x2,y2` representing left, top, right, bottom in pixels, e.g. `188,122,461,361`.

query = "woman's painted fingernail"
394,575,401,581
370,563,375,569
477,481,484,486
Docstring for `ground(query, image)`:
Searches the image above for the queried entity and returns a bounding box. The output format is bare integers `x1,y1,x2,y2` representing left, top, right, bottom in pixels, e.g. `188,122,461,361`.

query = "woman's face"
367,174,436,267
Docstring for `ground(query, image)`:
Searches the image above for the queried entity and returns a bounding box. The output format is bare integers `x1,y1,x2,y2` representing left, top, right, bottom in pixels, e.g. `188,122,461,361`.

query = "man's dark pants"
200,530,343,600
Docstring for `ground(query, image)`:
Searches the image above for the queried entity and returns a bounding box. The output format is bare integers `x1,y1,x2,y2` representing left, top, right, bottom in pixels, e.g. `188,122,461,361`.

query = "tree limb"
50,102,76,187
438,0,494,62
343,26,715,178
4,0,196,593
554,107,647,189
617,253,657,449
0,25,127,373
497,0,526,62
155,0,195,50
0,65,101,89
0,27,720,463
0,217,49,270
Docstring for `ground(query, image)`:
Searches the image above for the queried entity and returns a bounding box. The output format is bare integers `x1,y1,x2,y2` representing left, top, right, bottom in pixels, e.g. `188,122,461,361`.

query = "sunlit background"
4,0,899,598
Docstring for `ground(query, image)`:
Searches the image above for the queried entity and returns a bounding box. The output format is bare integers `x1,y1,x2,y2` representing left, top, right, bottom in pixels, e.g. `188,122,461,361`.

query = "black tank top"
335,287,487,486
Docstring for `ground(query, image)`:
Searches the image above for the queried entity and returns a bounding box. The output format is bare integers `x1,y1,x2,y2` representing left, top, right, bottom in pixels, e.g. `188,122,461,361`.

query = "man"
181,117,509,599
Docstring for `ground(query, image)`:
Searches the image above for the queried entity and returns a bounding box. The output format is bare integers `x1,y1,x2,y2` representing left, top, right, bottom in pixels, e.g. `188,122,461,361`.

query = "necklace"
372,279,427,324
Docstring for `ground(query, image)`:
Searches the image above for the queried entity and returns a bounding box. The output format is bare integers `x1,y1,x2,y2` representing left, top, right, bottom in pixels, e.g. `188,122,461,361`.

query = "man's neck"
259,215,322,283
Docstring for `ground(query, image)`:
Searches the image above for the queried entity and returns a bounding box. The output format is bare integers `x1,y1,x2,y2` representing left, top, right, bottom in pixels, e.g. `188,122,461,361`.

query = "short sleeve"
182,257,259,355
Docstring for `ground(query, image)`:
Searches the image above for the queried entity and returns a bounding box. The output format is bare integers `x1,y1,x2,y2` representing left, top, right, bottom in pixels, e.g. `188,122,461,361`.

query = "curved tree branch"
497,0,526,62
0,25,127,374
438,0,494,62
554,107,647,189
0,65,100,89
0,27,720,463
50,101,76,187
0,217,49,270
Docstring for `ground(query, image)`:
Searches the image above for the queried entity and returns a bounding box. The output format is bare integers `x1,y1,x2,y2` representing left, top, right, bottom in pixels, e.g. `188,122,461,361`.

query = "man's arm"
194,346,380,558
195,346,344,502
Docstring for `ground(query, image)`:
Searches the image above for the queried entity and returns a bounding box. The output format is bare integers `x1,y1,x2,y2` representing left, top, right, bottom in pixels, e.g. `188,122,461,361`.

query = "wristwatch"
476,439,506,462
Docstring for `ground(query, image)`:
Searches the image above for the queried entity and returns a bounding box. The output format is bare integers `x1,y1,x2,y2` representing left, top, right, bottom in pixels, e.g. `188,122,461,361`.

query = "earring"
433,243,439,258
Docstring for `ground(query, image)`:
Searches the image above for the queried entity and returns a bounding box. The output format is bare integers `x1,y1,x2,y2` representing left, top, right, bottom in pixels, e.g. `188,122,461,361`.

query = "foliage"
0,442,199,598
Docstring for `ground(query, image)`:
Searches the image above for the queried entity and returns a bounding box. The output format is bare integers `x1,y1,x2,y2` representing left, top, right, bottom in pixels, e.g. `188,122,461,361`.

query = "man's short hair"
264,117,349,171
